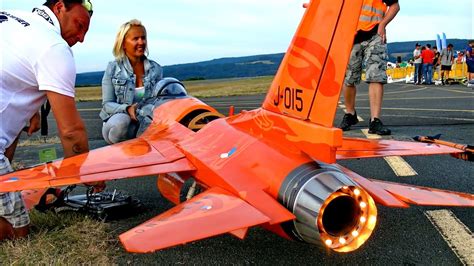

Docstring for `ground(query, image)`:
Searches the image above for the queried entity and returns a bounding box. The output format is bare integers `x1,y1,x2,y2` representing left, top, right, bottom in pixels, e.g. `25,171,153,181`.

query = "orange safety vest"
357,0,387,31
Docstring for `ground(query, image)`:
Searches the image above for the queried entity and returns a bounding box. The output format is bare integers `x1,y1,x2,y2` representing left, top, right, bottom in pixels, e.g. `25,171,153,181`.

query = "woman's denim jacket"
99,57,163,121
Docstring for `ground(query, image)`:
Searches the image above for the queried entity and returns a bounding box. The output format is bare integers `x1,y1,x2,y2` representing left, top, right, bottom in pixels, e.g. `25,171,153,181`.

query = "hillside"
76,39,470,86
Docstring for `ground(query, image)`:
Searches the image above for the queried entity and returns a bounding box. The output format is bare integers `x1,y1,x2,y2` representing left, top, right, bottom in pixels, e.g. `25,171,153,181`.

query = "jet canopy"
153,77,188,97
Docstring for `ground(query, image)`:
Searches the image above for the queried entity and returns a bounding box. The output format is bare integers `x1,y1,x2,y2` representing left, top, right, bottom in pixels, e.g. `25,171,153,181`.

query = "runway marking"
357,87,428,97
383,156,417,176
433,87,474,94
361,130,417,176
425,210,474,266
361,129,380,139
383,96,474,101
354,107,474,113
385,114,474,122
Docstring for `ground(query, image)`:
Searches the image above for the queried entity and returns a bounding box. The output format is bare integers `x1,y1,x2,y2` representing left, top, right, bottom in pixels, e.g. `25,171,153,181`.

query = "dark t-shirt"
433,52,440,66
354,0,399,44
466,46,474,63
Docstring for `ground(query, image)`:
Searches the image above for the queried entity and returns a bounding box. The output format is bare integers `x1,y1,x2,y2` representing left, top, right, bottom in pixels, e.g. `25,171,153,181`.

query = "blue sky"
3,0,473,73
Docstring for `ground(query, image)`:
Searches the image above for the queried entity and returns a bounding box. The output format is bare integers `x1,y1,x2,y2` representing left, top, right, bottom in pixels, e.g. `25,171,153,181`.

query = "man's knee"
0,217,29,240
14,225,29,238
0,217,14,240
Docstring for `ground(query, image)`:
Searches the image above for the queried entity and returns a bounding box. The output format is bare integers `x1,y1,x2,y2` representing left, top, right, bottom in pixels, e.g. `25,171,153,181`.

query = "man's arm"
377,2,400,43
46,91,89,157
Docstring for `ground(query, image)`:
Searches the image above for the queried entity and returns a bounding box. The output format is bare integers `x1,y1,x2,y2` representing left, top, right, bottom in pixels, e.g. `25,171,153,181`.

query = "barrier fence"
385,62,468,81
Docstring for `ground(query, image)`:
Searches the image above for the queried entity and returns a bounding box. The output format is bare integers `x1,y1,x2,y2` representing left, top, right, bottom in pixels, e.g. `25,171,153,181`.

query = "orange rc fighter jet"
1,0,473,253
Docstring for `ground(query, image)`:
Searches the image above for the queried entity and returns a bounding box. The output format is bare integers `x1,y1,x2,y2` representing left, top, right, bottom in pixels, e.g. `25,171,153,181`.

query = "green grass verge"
75,76,274,101
0,210,118,264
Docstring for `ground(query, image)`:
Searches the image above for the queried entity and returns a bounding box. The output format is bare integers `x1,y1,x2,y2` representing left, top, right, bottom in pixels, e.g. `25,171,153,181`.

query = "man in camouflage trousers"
338,0,400,135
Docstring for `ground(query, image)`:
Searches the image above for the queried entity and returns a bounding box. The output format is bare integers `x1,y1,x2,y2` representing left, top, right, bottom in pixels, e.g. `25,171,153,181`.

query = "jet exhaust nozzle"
279,163,377,252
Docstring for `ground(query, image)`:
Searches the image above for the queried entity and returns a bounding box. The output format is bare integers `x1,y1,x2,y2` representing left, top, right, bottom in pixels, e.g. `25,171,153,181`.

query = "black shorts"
467,61,474,73
441,65,452,71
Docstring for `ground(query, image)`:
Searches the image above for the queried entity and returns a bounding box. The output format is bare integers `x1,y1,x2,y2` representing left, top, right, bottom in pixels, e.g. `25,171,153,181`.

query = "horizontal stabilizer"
0,138,195,192
339,166,409,208
370,180,474,207
337,138,463,160
120,187,270,253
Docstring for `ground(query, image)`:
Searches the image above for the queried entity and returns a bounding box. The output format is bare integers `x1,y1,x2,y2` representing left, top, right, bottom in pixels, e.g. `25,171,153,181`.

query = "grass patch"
0,210,118,264
18,136,61,147
75,86,102,102
75,76,273,101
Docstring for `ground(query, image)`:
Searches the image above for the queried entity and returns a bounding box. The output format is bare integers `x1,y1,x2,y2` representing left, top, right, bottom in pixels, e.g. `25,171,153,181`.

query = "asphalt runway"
15,82,474,264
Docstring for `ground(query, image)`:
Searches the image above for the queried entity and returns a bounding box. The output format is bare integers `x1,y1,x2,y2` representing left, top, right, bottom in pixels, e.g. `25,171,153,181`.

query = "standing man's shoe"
338,112,359,131
368,118,391,135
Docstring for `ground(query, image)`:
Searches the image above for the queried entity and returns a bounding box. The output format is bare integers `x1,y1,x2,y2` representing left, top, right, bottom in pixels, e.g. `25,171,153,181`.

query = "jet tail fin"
262,0,363,127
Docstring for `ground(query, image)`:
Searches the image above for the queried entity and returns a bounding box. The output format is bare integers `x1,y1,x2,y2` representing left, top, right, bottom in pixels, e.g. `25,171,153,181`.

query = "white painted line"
361,131,417,176
338,105,365,122
383,156,418,176
425,210,474,266
361,129,381,139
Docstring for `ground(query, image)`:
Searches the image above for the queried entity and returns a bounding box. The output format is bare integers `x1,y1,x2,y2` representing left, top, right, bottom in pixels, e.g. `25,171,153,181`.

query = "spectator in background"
466,40,474,87
440,44,454,85
456,52,465,64
432,46,440,82
421,44,435,85
100,19,163,144
413,43,422,84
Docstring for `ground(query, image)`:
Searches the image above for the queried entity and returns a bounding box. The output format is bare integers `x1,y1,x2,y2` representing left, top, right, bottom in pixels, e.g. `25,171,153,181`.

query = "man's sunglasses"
82,0,93,17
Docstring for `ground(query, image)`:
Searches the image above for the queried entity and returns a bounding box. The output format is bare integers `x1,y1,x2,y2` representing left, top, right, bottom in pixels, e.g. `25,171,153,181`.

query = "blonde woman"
100,19,162,144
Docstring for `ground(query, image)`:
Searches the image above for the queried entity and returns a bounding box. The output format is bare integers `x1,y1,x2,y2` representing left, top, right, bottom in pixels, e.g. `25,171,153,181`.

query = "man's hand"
377,24,387,44
85,181,106,193
127,103,138,121
46,91,89,157
26,112,41,136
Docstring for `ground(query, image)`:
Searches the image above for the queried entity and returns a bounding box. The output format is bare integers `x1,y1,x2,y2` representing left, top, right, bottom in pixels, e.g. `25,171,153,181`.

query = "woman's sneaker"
338,112,359,131
368,118,391,135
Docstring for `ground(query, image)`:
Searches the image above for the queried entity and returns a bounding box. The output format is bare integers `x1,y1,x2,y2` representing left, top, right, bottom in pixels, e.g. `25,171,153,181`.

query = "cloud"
3,0,472,72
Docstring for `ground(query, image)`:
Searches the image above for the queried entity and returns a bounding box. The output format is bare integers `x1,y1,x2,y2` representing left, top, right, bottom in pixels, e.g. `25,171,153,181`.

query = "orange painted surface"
337,137,463,160
1,0,472,255
120,187,270,253
371,180,474,207
21,189,48,210
262,0,362,127
157,173,188,205
152,97,220,123
339,165,409,208
0,138,195,192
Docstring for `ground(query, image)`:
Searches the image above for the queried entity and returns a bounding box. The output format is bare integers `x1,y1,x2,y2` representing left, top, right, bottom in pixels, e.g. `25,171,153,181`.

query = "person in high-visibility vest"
338,0,400,135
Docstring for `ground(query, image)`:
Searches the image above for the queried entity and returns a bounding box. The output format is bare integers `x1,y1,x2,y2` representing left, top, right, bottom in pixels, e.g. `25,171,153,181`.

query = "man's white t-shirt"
413,49,422,64
0,7,76,154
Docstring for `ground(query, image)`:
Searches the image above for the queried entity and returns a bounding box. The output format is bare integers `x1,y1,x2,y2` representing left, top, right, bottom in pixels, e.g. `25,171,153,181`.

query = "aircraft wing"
336,137,463,160
0,137,195,193
369,179,474,207
120,187,271,253
340,166,473,207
